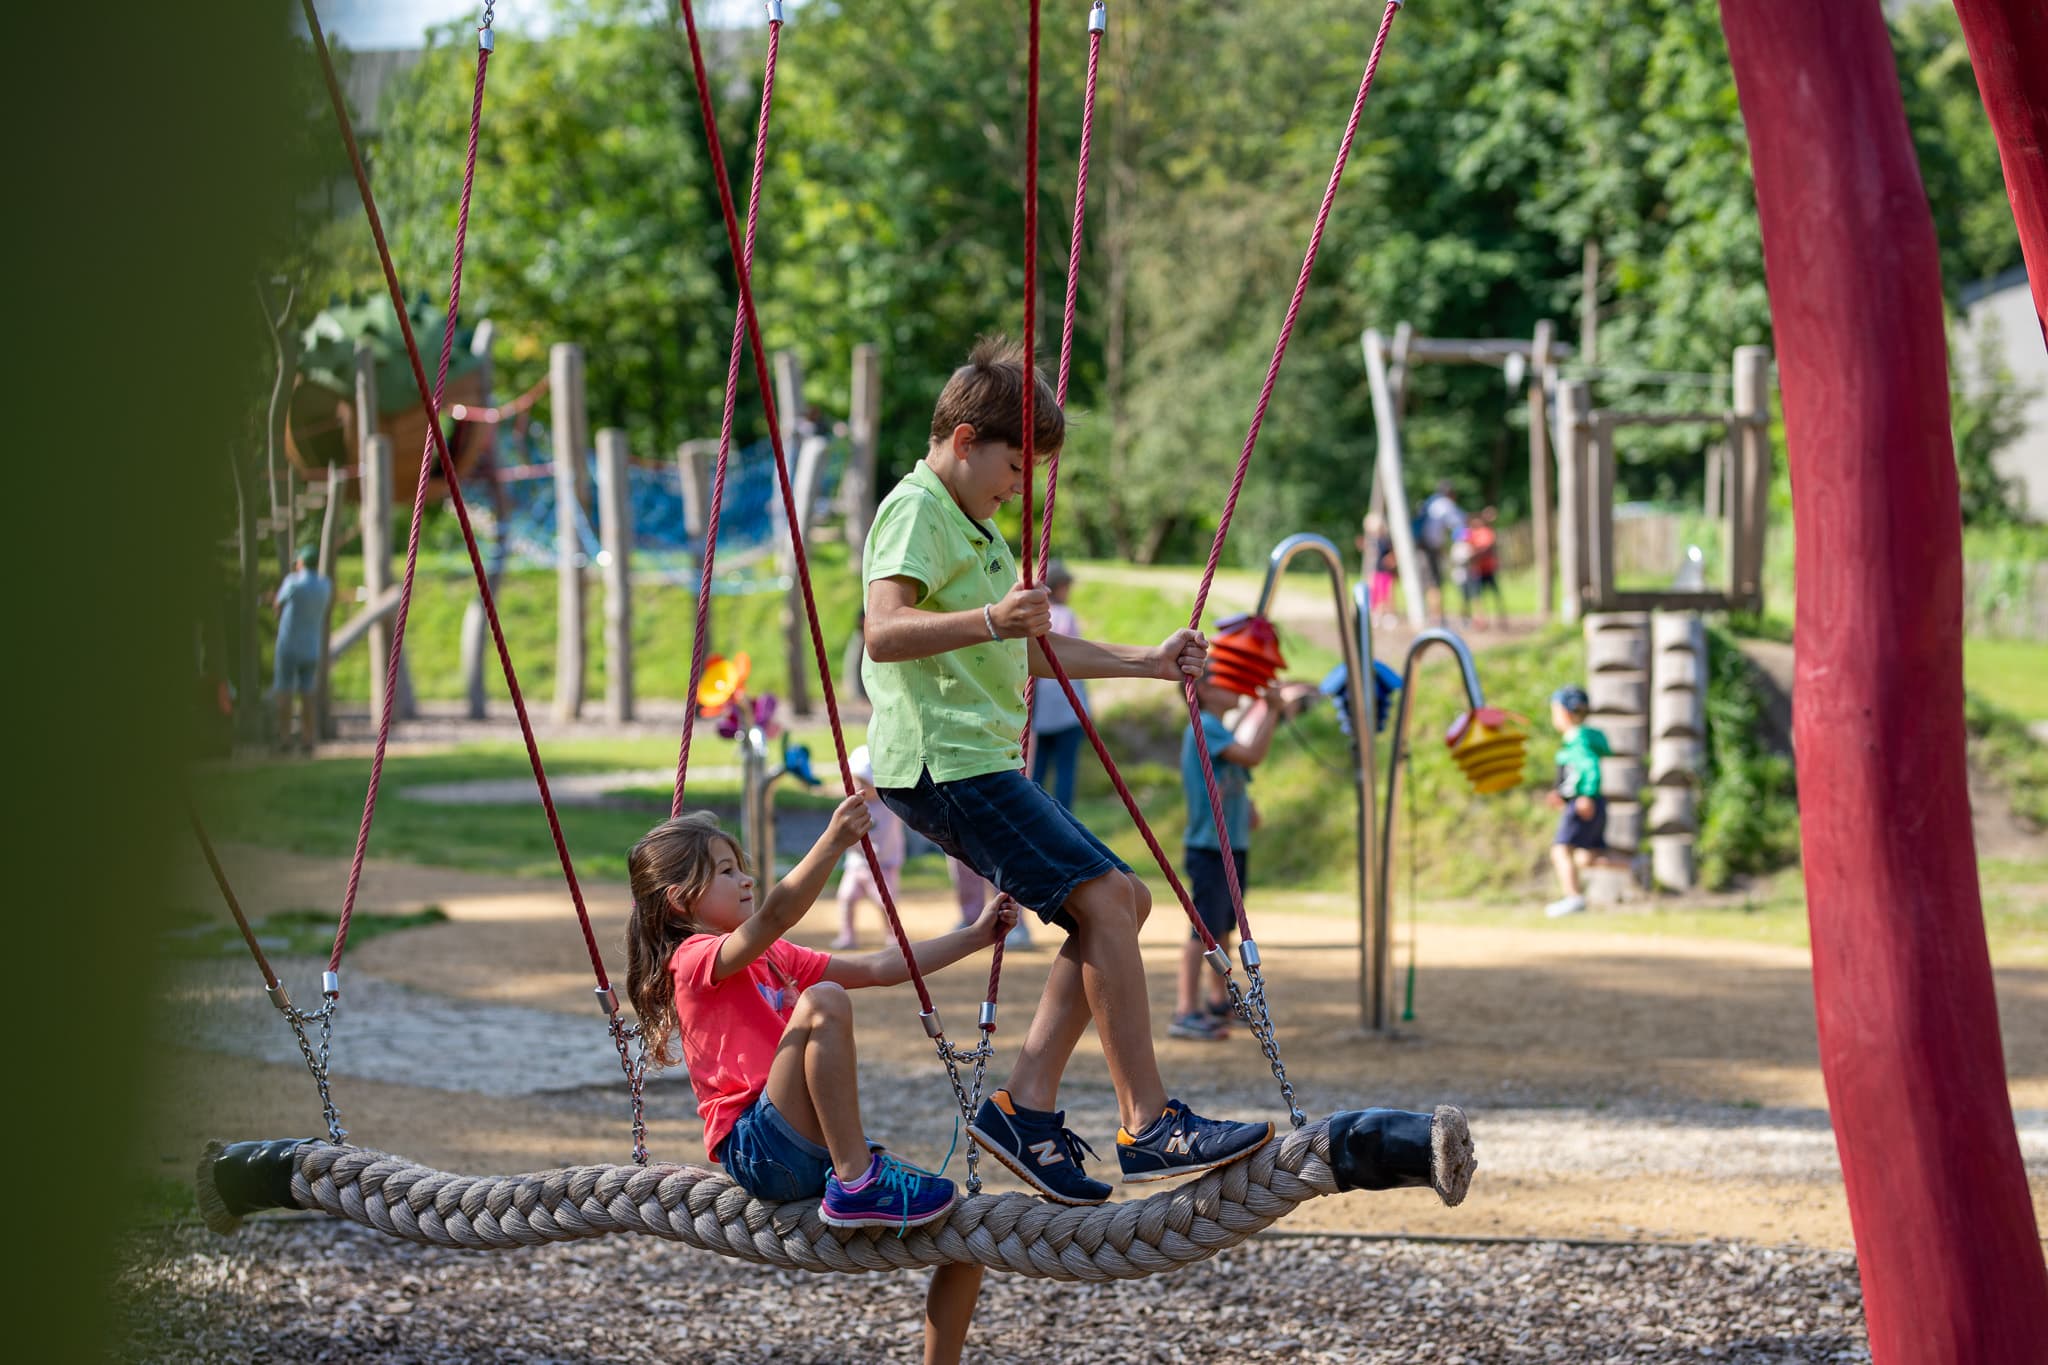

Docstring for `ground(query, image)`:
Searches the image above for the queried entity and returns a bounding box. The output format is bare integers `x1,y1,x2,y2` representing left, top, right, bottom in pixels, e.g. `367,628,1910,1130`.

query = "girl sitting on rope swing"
624,798,1020,1231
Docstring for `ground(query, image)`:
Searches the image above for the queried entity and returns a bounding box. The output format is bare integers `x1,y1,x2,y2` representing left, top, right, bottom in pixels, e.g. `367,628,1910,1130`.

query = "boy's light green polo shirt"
861,461,1028,788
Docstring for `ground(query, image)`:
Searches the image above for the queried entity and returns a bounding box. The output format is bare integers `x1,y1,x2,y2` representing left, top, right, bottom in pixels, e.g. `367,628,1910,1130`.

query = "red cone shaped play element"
1206,614,1287,697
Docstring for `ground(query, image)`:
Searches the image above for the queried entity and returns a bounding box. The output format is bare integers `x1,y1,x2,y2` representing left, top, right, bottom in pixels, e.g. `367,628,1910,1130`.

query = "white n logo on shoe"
1027,1139,1066,1166
1164,1129,1193,1156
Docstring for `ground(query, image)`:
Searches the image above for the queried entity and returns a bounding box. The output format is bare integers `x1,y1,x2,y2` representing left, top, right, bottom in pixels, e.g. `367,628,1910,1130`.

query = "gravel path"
117,1221,1869,1363
160,955,2048,1186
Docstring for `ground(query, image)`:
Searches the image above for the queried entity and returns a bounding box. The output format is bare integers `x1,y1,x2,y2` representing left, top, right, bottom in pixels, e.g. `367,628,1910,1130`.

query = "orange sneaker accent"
1116,1128,1136,1145
991,1090,1017,1116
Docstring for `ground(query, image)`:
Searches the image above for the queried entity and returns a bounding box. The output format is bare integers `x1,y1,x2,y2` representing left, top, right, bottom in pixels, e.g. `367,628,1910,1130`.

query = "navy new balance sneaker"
967,1090,1113,1206
1116,1098,1273,1184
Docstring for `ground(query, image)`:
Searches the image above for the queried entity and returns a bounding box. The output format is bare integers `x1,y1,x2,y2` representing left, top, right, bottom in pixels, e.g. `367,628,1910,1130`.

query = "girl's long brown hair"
625,812,745,1067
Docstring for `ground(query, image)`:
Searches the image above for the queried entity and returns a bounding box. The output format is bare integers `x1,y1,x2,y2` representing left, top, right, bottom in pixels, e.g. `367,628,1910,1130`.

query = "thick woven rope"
220,1119,1346,1282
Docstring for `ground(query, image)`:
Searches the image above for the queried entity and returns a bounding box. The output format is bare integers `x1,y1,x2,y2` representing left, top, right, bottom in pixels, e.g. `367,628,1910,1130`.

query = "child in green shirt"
861,337,1273,1206
1544,683,1633,917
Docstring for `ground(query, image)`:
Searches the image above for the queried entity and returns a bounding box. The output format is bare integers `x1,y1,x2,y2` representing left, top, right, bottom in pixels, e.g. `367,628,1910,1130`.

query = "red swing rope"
1018,0,1104,768
300,3,614,996
1019,1,1402,965
670,14,785,816
674,1,939,1020
1178,0,1403,947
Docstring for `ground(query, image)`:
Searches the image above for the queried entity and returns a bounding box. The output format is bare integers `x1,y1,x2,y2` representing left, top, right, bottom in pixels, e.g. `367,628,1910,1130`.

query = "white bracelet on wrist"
983,604,1002,641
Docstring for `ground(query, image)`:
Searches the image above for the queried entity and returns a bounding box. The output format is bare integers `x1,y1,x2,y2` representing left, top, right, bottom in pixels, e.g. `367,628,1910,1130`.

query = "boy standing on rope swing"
862,337,1274,1207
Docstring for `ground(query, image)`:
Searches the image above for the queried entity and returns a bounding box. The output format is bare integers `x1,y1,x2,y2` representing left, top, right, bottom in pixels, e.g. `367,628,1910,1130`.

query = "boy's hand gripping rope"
301,3,652,1159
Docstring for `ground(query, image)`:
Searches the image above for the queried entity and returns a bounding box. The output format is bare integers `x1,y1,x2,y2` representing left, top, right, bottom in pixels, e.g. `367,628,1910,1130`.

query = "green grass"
158,905,448,960
1967,693,2048,828
192,736,852,883
313,542,863,704
1962,638,2048,722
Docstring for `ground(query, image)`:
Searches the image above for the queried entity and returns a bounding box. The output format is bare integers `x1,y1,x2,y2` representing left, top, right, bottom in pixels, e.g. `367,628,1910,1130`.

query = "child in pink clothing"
832,744,906,949
625,800,1017,1361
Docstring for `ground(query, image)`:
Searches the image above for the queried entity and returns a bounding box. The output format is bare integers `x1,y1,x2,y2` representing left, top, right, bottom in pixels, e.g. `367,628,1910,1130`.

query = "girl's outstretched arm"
825,896,1021,989
714,793,870,981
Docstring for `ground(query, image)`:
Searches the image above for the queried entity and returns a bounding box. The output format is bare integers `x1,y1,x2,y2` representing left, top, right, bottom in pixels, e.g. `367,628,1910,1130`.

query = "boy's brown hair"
929,335,1065,452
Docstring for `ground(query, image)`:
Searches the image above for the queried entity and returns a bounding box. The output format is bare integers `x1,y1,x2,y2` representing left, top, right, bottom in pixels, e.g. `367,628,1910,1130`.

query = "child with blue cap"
1544,683,1632,917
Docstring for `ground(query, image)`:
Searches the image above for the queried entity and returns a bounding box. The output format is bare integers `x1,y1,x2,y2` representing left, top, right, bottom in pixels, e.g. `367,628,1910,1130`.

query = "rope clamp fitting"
322,970,341,997
266,982,294,1013
595,985,619,1016
1089,2,1107,33
920,1010,945,1039
766,1,785,23
978,1001,998,1031
1239,940,1262,970
1203,946,1233,978
478,27,494,53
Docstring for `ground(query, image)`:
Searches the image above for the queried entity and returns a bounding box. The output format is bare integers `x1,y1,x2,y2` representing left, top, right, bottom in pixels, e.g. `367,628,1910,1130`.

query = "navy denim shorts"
1184,845,1248,941
718,1094,832,1203
1555,795,1609,850
881,766,1131,933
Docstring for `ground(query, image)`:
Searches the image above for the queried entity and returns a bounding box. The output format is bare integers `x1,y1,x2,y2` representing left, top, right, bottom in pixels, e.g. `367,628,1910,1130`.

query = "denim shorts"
1555,796,1609,850
881,766,1130,933
1184,845,1248,941
717,1094,832,1203
272,651,317,696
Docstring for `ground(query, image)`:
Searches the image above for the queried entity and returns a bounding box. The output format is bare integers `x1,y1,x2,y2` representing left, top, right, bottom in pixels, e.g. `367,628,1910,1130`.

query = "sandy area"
154,843,2048,1251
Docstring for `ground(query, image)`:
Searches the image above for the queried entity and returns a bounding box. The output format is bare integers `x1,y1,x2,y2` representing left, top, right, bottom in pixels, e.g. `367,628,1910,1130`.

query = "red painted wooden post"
1951,0,2048,345
1718,2,2048,1358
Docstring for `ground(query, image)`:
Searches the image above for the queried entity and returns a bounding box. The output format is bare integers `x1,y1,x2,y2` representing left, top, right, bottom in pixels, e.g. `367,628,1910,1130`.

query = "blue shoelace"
871,1152,945,1239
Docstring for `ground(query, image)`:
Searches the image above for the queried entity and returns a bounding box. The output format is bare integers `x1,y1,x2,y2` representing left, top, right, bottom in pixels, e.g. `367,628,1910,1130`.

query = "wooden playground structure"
1361,324,1775,626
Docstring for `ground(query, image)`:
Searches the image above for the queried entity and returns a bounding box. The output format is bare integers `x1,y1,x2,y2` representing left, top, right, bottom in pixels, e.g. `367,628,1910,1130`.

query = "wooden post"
595,429,634,724
1389,320,1415,421
550,343,588,721
676,439,715,540
461,320,498,720
1732,345,1773,613
1529,319,1556,620
1588,412,1617,611
1580,240,1601,364
1360,329,1427,625
1704,442,1725,522
844,343,881,560
773,350,813,715
360,433,397,724
1720,2,2048,1349
1553,380,1590,623
313,463,342,739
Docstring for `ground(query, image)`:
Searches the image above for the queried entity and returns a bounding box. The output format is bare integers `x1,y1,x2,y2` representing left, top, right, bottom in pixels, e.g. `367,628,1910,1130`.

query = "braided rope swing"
199,1107,1472,1282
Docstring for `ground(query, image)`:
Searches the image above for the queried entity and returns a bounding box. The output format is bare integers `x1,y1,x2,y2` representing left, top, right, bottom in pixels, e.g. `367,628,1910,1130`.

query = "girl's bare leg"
762,983,872,1181
923,1262,985,1365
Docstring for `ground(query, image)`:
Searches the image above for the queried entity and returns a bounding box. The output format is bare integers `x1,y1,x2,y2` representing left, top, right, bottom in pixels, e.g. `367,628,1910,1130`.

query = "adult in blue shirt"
272,544,333,753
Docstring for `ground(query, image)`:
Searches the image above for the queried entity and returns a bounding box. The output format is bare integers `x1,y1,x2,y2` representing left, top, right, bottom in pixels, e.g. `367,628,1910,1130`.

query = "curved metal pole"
1374,629,1487,1027
1253,534,1379,1030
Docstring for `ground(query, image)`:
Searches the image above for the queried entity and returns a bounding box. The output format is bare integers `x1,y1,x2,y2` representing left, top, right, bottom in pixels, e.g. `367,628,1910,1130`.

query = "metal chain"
479,1,495,31
280,997,348,1144
608,1016,651,1166
933,1036,994,1194
1228,970,1306,1129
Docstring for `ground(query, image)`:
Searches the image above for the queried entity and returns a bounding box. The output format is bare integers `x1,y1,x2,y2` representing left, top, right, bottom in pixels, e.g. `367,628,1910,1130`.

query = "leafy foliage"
280,0,2023,563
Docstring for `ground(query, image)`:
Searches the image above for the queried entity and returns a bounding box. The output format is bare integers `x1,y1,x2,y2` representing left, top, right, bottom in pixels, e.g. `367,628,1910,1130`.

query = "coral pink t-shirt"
670,934,831,1161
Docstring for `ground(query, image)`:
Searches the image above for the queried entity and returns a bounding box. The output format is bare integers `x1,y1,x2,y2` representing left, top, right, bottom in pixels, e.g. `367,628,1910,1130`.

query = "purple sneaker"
820,1152,957,1230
